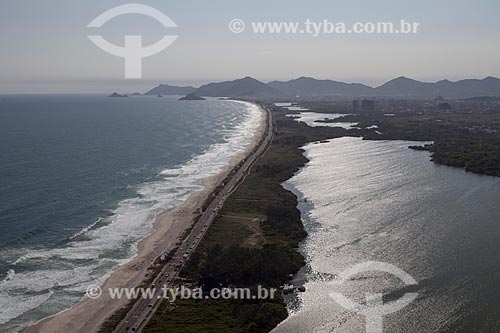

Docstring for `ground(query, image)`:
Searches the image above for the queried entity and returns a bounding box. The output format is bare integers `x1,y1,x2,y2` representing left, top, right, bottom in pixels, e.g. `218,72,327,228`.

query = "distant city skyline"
1,0,500,93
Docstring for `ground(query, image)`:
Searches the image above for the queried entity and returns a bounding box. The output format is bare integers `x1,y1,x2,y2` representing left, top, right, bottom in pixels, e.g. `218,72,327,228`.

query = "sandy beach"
26,102,267,333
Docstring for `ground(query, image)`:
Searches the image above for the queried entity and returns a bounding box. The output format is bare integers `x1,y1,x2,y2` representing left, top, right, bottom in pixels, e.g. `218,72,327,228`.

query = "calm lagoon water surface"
274,136,500,332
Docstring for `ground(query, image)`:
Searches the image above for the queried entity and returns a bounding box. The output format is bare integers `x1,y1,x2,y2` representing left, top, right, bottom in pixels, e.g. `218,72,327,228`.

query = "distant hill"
194,76,285,99
375,76,435,97
432,77,500,98
144,84,196,96
179,93,205,101
268,76,376,96
375,76,500,98
109,92,127,97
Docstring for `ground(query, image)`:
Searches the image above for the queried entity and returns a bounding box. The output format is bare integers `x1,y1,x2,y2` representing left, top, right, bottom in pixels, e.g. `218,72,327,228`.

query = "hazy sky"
1,0,500,93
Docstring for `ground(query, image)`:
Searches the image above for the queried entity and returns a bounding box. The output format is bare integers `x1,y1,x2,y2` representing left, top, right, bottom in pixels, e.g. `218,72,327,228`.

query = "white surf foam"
0,100,263,330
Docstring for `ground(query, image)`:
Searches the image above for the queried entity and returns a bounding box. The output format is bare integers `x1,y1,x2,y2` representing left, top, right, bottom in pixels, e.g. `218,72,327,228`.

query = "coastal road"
113,104,273,333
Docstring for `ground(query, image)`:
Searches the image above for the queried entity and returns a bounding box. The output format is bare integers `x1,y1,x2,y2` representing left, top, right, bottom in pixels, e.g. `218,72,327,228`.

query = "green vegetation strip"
144,104,358,333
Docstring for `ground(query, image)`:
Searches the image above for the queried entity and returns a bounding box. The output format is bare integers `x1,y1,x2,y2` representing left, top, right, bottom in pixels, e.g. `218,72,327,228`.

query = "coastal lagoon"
287,112,358,129
275,137,500,332
0,95,261,331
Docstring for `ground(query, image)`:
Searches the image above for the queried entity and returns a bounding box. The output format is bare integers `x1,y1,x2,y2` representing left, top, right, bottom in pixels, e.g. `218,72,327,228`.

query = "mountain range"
376,76,500,98
268,76,375,97
194,77,285,99
144,76,500,99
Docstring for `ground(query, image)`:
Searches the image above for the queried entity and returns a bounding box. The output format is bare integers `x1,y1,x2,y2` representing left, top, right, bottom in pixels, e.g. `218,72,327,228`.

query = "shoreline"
25,101,267,333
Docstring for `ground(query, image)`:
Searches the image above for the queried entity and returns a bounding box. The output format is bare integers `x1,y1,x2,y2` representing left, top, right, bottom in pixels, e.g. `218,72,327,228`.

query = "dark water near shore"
275,137,500,332
0,95,261,331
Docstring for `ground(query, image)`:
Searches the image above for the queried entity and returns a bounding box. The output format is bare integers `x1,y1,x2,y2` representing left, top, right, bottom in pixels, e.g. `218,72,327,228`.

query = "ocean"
273,125,500,332
0,95,262,332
